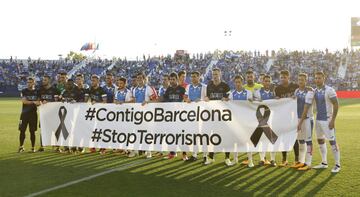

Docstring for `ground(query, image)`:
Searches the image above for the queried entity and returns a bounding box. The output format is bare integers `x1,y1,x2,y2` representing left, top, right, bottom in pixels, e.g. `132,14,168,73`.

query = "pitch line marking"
25,159,148,197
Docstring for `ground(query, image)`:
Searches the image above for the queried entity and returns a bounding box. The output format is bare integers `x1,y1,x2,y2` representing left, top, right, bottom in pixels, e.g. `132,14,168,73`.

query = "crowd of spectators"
0,49,359,95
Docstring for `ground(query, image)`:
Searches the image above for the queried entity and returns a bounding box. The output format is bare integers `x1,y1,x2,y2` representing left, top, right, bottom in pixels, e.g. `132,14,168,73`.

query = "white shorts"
315,119,336,141
297,118,312,142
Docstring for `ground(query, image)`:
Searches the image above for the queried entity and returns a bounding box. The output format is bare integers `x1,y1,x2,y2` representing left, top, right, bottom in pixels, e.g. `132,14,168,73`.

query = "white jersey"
229,89,253,100
295,88,314,119
185,83,207,101
114,88,132,102
254,88,275,100
314,85,337,121
158,86,167,97
132,85,157,103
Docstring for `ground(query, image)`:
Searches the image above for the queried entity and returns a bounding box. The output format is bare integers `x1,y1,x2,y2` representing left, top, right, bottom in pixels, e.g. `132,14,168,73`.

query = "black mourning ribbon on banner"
55,106,69,141
250,105,278,147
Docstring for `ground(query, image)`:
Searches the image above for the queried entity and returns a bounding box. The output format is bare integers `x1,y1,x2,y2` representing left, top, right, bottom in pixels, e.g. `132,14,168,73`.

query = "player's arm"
222,97,230,101
22,97,36,105
54,88,61,102
114,98,122,104
84,95,89,103
199,84,207,102
274,86,281,99
125,91,134,103
184,97,190,103
156,88,162,102
60,89,67,103
297,103,311,131
90,95,97,105
181,87,187,102
327,87,338,129
254,90,262,102
69,95,76,103
142,87,153,105
59,93,64,103
100,87,107,103
130,89,136,103
329,97,338,129
102,94,107,103
127,91,134,103
21,90,38,105
68,91,76,103
149,86,158,103
221,85,230,101
143,86,157,105
40,91,48,105
184,85,191,103
159,92,166,102
204,86,210,102
292,84,299,99
84,90,90,103
113,91,119,104
160,88,169,103
298,90,314,131
247,91,253,102
34,90,41,105
54,95,59,102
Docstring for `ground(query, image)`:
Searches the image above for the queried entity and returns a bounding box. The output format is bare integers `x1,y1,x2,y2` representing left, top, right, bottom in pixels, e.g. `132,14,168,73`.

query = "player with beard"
88,75,107,154
113,76,133,155
241,70,264,167
162,72,186,160
38,75,60,152
274,70,299,167
73,74,89,153
130,72,158,158
60,79,78,153
312,71,341,173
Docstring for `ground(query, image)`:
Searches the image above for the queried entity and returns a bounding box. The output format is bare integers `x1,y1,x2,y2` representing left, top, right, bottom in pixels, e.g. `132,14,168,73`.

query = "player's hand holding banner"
39,99,297,152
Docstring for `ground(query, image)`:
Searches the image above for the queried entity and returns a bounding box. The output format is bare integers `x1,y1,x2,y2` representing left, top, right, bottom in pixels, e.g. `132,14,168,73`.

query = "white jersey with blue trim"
185,83,207,101
314,85,337,121
132,85,156,103
295,88,314,119
158,86,169,97
254,88,275,101
114,88,132,102
229,89,253,100
102,84,117,103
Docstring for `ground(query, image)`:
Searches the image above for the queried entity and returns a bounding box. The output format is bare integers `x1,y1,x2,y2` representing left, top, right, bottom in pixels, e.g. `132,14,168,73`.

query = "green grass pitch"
0,98,359,196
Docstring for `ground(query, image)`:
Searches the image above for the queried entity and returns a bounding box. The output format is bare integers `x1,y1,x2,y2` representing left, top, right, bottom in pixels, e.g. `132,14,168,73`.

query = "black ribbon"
250,105,278,147
55,106,69,141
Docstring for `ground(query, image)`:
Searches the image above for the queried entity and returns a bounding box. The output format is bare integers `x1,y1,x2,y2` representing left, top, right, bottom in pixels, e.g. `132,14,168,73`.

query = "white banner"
39,99,297,152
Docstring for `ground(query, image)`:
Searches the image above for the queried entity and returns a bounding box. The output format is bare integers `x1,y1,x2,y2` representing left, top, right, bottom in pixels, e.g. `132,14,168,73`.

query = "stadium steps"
101,61,117,76
264,58,274,72
203,60,218,83
337,55,350,79
68,60,87,78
